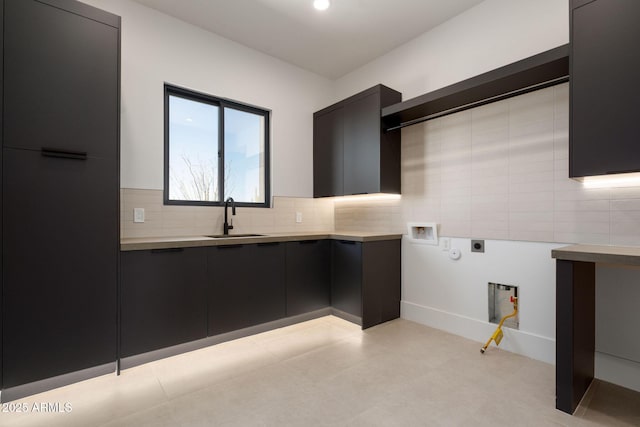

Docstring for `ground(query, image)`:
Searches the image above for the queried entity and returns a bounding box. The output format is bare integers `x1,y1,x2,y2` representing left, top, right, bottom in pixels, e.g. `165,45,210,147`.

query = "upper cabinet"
313,85,401,197
3,0,119,160
570,0,640,177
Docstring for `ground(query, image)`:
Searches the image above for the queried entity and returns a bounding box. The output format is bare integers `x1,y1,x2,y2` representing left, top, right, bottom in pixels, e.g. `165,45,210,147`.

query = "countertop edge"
552,244,640,266
120,233,403,251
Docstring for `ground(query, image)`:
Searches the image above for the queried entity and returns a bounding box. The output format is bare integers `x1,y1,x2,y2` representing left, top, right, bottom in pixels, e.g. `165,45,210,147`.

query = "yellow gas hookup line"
481,296,518,354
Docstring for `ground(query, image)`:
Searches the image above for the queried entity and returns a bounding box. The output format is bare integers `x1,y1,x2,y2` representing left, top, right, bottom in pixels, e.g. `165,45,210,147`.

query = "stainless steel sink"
205,233,265,238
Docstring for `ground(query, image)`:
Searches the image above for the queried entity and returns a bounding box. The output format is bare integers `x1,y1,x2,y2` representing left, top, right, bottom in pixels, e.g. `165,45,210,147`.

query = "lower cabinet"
285,240,331,316
331,240,363,318
361,240,401,329
120,247,208,357
332,239,401,329
208,243,286,335
2,150,118,388
120,237,400,360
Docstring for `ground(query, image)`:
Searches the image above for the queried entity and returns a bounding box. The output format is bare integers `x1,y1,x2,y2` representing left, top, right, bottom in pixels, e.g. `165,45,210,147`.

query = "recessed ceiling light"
313,0,330,11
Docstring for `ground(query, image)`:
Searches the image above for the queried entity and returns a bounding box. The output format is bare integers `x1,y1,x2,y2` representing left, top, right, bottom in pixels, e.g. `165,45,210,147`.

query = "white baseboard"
401,301,555,364
595,352,640,392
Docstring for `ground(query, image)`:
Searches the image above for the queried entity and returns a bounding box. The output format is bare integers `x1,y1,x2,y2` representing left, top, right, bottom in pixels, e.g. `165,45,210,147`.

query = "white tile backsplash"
121,83,640,246
334,82,640,246
121,192,335,238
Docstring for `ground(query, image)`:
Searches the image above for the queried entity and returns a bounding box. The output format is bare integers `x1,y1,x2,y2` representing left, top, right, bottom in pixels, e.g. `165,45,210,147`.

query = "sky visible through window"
169,96,219,201
224,107,264,203
168,95,264,203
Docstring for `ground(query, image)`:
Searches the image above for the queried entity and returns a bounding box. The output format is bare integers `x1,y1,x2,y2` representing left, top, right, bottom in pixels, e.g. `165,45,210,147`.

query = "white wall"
402,238,563,363
335,0,569,102
80,0,333,198
595,266,640,391
334,0,640,390
333,0,570,365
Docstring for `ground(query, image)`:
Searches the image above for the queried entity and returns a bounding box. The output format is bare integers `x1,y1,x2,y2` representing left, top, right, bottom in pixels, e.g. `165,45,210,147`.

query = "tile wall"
335,83,640,246
121,82,640,245
121,190,335,238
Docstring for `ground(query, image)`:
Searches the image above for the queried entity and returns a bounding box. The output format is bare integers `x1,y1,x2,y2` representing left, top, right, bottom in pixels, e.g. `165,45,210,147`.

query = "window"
164,84,270,207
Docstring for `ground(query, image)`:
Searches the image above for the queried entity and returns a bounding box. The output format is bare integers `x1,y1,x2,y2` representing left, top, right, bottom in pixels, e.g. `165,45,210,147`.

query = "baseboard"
401,301,555,364
595,352,640,392
1,363,116,403
330,308,362,326
120,307,333,370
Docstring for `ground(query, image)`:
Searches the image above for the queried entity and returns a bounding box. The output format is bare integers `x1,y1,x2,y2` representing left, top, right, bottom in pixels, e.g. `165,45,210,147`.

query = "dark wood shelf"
381,44,569,131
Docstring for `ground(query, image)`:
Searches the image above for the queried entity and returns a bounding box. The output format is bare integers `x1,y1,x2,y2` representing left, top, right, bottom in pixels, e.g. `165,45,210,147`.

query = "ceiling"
131,0,485,79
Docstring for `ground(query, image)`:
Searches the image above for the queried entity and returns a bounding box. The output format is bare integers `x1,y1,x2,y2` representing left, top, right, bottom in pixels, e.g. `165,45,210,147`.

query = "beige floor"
2,316,639,427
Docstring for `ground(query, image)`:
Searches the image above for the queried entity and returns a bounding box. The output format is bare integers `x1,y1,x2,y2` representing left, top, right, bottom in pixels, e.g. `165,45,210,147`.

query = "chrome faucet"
223,197,236,235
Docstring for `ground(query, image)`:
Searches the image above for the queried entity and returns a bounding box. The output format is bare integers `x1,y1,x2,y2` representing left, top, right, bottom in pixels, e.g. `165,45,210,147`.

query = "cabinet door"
121,248,207,358
3,0,119,160
285,240,331,316
331,240,362,318
570,0,640,176
2,148,118,388
313,106,344,197
208,243,286,335
362,240,401,329
343,92,381,195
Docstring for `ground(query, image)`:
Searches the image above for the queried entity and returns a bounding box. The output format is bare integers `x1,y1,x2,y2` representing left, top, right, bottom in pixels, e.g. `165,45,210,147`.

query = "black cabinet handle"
299,240,319,245
338,240,356,245
257,242,280,247
217,244,242,249
41,147,88,160
151,247,184,254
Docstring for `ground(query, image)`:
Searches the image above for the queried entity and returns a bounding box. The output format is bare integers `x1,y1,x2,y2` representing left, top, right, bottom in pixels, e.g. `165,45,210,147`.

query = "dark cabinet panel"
1,0,120,392
362,240,401,329
555,260,595,414
343,92,380,195
3,0,119,160
313,107,344,197
331,240,363,318
285,240,331,316
313,85,401,197
331,239,401,329
208,243,286,335
2,149,118,388
121,248,208,358
570,0,640,177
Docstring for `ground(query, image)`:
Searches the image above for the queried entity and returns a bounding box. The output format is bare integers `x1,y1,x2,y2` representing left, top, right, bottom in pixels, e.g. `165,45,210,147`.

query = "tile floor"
2,316,639,426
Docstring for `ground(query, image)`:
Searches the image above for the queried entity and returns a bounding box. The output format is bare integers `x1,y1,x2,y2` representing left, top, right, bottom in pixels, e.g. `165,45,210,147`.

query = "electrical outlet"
295,212,303,223
471,239,484,253
133,208,145,223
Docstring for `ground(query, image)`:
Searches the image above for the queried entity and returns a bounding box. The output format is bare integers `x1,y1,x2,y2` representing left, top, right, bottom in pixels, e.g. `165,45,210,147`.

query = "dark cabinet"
120,248,208,358
313,85,401,197
361,240,402,328
3,0,119,160
332,239,401,329
208,243,286,335
1,0,120,390
285,240,331,316
570,0,640,177
313,107,344,197
331,240,363,318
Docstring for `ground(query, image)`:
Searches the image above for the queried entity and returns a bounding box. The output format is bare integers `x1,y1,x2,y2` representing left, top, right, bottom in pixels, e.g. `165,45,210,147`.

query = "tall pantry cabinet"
1,0,120,398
